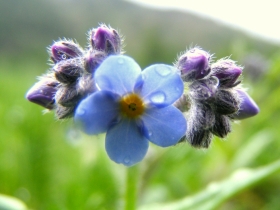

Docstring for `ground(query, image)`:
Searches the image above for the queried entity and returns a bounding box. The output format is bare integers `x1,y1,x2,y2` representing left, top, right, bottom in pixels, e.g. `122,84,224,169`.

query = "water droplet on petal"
124,156,130,164
156,66,172,77
118,58,124,64
148,131,153,137
149,91,166,104
175,87,181,92
76,108,85,116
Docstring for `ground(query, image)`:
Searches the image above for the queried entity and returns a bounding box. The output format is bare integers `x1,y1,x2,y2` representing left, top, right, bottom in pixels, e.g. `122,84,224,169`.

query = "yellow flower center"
119,93,145,118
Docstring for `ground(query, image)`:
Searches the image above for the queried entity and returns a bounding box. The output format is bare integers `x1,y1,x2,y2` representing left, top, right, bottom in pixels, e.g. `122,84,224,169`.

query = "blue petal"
105,118,149,166
94,55,142,96
141,106,187,147
138,64,184,107
74,90,120,135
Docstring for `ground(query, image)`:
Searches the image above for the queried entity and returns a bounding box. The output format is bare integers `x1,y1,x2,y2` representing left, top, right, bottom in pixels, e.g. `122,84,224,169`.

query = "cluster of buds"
26,25,123,119
175,47,259,148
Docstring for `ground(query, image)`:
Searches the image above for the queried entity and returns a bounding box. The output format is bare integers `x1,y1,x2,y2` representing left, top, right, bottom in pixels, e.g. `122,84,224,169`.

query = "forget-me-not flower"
74,55,187,166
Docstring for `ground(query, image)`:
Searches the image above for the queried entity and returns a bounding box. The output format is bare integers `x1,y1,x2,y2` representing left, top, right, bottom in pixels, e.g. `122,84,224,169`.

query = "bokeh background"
1,0,280,209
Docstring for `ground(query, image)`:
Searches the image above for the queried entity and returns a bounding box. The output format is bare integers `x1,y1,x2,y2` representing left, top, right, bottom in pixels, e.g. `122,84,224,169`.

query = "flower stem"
125,165,139,210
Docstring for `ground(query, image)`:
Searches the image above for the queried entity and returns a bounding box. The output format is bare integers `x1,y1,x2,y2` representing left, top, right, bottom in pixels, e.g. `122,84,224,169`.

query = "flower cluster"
26,25,259,166
26,24,123,119
175,47,259,148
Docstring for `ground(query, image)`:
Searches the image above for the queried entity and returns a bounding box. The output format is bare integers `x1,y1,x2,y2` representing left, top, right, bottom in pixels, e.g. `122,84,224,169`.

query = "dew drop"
77,108,85,116
175,87,181,92
149,91,166,104
124,156,130,164
148,131,153,137
61,54,67,60
156,66,172,77
118,58,124,64
189,49,195,53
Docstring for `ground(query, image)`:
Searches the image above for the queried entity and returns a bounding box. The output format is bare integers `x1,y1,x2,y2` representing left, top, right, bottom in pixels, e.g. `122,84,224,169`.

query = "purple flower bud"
211,59,242,87
188,103,215,132
210,114,231,138
189,77,218,102
26,76,58,109
214,89,240,115
55,85,82,107
90,25,122,54
50,40,84,63
84,50,106,73
176,47,211,81
186,126,212,148
53,58,83,84
231,90,259,120
56,105,75,119
76,74,96,95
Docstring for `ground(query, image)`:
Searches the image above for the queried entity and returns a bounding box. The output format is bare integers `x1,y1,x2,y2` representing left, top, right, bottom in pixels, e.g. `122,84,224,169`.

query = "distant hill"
0,0,279,66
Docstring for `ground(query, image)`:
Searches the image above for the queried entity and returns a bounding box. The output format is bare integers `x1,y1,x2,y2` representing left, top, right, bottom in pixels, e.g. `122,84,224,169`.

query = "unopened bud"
90,25,122,54
53,58,83,84
55,85,82,107
84,50,106,73
56,105,75,119
185,103,215,147
211,59,242,87
176,47,211,81
26,75,58,109
210,114,231,138
193,103,215,129
231,89,259,120
50,40,83,63
76,74,96,95
186,126,212,148
189,77,218,102
214,90,240,115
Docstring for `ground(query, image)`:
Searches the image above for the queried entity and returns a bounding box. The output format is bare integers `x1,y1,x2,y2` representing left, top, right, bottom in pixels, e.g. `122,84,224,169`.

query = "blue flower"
74,55,187,166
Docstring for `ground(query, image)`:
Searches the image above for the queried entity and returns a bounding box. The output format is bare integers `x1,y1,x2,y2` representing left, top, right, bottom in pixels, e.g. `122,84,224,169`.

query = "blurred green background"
1,0,280,209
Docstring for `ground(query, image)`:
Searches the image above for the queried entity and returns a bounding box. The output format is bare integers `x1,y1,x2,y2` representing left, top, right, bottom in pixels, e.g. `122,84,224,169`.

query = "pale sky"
125,0,280,44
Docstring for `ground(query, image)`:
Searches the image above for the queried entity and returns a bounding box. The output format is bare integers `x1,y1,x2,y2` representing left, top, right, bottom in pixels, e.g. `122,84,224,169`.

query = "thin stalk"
124,165,139,210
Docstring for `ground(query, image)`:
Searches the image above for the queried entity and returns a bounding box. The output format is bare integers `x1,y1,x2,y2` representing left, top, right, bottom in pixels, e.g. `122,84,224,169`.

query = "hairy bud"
214,89,240,115
56,105,75,119
90,25,122,54
176,47,211,81
55,85,82,107
210,114,231,138
211,59,242,87
186,126,213,148
84,50,107,73
186,103,215,148
189,77,219,102
50,40,84,63
54,58,83,84
26,75,58,109
231,89,259,119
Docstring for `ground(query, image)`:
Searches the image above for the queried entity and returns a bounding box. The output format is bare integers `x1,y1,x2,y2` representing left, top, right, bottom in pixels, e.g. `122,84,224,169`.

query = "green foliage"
139,160,280,210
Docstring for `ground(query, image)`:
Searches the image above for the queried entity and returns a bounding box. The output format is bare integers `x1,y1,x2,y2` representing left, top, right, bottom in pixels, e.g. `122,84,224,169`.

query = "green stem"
125,165,139,210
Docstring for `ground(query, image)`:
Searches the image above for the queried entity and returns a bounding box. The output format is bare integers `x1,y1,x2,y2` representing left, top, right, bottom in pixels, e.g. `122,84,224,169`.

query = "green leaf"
230,130,273,169
0,194,27,210
138,159,280,210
